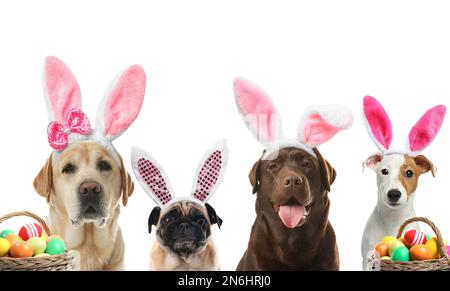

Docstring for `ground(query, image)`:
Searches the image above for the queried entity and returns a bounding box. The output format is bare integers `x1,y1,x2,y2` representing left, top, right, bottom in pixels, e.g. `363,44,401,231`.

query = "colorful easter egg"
380,256,392,261
27,237,46,256
18,223,43,241
392,246,410,262
46,235,64,244
410,244,433,261
10,241,33,258
0,229,14,238
404,230,427,248
45,238,65,255
389,240,405,257
0,238,10,256
5,234,22,246
375,242,389,257
425,238,439,259
382,236,396,244
34,253,50,258
446,245,450,256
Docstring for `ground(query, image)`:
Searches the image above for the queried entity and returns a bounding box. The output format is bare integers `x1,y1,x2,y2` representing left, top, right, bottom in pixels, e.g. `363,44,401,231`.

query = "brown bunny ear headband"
44,56,146,166
131,140,228,209
233,78,353,160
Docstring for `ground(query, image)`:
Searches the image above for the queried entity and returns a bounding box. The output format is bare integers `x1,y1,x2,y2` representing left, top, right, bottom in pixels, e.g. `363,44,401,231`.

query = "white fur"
361,154,419,270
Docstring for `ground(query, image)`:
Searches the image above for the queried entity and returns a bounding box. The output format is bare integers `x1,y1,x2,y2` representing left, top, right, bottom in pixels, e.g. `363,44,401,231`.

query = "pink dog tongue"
278,205,305,228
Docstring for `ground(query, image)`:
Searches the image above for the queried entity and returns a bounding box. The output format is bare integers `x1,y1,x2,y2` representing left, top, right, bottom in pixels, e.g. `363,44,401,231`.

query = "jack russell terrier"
360,96,446,270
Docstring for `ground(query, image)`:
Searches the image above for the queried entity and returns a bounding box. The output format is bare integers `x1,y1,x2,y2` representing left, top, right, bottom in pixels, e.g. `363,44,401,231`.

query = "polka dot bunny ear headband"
234,78,353,159
363,96,446,156
43,56,146,165
131,140,228,208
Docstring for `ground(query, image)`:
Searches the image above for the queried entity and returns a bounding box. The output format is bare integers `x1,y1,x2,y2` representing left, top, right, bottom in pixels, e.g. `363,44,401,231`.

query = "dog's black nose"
283,176,303,188
78,181,102,198
387,189,401,202
178,222,190,232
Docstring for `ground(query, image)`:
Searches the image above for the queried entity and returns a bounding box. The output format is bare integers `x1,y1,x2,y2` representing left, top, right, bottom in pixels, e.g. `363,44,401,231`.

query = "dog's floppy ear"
33,154,53,203
414,155,436,177
362,153,383,171
248,159,261,194
313,148,336,192
205,203,223,229
119,155,134,206
148,206,161,233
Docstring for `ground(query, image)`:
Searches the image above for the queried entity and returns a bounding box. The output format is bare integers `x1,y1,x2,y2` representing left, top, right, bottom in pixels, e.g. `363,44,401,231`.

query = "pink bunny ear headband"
234,78,353,159
131,140,228,209
363,96,446,156
44,56,146,165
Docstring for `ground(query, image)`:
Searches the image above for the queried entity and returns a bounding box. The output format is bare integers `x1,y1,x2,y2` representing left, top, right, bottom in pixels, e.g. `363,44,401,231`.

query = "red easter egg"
18,223,44,241
404,230,427,248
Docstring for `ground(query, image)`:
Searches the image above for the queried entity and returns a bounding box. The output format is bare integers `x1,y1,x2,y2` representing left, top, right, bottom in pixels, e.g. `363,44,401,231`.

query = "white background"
0,0,449,271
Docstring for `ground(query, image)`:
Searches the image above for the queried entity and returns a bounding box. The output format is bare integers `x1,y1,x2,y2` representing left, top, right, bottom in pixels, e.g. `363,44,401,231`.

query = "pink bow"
47,108,91,151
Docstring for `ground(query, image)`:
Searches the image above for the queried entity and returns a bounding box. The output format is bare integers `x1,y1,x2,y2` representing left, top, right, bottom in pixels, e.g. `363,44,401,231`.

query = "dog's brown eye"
381,169,389,175
405,170,413,178
197,218,206,225
302,161,310,167
62,163,76,174
268,163,278,170
98,160,112,172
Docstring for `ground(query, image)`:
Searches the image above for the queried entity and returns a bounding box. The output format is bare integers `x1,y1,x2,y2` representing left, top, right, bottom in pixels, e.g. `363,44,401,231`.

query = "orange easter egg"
5,234,22,246
10,241,33,258
410,244,433,261
375,241,389,257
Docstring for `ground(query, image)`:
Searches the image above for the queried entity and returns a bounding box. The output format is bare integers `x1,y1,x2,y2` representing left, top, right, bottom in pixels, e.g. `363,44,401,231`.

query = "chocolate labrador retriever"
236,147,339,271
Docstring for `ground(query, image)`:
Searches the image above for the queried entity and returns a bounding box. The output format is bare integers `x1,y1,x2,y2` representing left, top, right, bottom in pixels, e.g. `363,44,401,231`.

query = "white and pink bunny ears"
44,56,146,164
363,96,446,155
234,78,353,158
131,140,228,208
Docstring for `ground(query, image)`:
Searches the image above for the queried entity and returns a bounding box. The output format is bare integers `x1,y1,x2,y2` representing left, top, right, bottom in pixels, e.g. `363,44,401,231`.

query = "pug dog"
131,141,227,271
148,200,222,270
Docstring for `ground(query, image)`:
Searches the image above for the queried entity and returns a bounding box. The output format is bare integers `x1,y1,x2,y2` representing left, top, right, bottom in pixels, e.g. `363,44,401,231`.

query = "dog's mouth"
172,239,200,255
71,204,108,227
272,198,312,228
386,202,402,208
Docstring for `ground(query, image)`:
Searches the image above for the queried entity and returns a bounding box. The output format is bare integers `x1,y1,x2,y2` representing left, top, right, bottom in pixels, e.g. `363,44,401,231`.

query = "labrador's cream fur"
33,141,133,270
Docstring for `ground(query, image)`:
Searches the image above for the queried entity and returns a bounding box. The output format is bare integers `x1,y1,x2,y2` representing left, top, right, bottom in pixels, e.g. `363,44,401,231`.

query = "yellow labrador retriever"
33,57,146,270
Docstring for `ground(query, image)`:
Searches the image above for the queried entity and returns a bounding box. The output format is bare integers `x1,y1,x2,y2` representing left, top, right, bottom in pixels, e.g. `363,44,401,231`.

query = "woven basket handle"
397,216,449,261
0,211,52,236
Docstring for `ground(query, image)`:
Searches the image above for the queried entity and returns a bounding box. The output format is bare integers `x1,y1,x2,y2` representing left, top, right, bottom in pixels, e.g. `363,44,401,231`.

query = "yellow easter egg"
382,236,396,245
0,238,10,256
425,238,439,259
380,256,392,260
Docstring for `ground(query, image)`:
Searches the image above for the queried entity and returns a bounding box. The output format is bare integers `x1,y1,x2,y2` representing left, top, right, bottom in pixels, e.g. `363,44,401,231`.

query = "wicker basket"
368,217,450,271
0,211,78,271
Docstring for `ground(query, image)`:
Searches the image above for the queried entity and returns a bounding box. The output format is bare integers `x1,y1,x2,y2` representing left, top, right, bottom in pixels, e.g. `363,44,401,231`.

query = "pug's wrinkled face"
149,201,222,256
